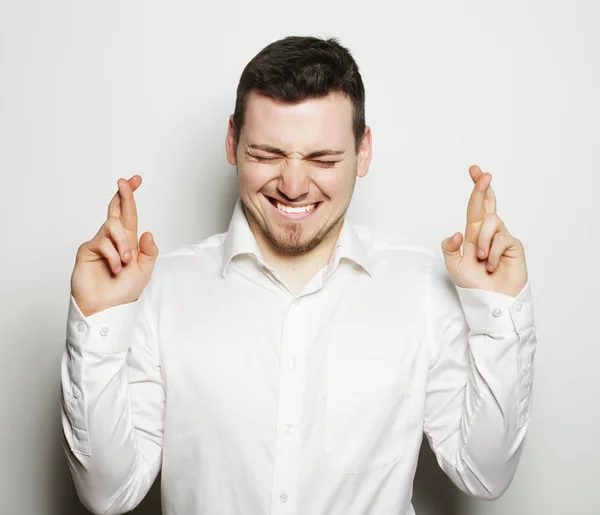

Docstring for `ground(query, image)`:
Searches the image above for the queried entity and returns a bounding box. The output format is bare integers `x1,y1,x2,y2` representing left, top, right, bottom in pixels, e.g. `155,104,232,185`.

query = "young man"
62,36,537,515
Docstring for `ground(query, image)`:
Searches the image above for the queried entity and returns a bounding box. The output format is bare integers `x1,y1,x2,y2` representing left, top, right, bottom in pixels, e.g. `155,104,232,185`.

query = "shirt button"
99,326,109,337
73,389,80,399
289,358,297,369
76,321,85,332
516,302,523,312
279,494,288,503
285,424,295,433
492,308,502,317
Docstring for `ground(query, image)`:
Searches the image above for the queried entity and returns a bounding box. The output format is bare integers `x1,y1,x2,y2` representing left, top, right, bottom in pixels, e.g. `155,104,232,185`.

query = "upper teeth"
276,201,317,214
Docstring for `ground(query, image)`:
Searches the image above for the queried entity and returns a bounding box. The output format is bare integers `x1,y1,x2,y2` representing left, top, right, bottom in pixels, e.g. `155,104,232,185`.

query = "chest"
156,267,428,418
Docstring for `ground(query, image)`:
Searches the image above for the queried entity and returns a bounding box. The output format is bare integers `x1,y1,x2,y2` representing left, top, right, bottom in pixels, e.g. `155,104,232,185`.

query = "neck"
249,217,344,280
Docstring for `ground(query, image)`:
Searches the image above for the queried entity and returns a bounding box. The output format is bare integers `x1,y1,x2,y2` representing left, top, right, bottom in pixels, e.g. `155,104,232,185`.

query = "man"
62,36,536,515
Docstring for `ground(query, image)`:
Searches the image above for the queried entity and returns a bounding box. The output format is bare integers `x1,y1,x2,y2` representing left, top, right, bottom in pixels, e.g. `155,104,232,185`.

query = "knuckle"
99,236,115,254
103,218,114,235
76,242,90,261
105,218,127,243
105,216,119,232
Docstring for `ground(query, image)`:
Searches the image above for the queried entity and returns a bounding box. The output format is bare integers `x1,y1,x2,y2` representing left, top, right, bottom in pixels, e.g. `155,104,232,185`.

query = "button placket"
269,301,304,514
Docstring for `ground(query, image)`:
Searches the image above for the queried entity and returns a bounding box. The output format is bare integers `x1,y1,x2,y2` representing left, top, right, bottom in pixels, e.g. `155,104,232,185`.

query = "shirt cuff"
66,293,140,353
455,279,534,335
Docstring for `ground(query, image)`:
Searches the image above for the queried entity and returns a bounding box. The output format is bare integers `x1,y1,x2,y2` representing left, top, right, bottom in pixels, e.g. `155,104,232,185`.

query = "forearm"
424,263,537,500
61,294,163,514
427,323,536,499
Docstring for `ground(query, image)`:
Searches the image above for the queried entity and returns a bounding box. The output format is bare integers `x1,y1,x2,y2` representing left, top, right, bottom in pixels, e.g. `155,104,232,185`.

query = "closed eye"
251,155,338,167
312,160,338,168
253,156,279,163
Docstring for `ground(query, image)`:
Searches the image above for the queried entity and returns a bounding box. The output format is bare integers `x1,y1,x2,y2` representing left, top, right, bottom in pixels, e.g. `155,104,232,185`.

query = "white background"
1,1,598,514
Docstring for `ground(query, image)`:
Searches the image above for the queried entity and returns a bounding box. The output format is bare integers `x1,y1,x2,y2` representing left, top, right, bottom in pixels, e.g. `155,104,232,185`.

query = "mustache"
262,192,322,204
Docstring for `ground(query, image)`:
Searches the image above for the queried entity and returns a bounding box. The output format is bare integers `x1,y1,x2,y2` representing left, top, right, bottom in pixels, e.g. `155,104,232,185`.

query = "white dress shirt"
61,198,537,515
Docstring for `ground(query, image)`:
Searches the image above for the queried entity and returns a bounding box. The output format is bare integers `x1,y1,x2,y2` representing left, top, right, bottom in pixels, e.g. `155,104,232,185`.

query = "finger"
476,213,508,259
96,236,123,275
138,232,160,272
441,232,464,276
103,217,133,263
486,233,510,272
465,171,493,246
107,175,142,220
469,165,497,214
468,164,484,184
116,177,140,234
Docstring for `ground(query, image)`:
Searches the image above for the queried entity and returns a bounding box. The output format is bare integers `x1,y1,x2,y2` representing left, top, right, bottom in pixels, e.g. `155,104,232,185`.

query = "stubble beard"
242,198,347,255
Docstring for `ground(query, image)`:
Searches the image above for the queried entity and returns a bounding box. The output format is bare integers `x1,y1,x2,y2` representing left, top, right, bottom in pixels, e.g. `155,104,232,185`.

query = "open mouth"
265,195,322,216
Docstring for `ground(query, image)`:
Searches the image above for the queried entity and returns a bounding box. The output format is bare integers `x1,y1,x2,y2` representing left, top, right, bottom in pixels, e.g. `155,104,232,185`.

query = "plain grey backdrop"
1,0,598,513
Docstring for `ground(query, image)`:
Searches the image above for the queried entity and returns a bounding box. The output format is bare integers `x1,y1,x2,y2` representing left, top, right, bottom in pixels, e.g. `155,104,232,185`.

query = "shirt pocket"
324,325,420,474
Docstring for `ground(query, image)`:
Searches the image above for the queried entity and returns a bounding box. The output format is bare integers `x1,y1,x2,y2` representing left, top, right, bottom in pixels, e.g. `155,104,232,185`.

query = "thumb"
441,232,463,276
138,231,159,270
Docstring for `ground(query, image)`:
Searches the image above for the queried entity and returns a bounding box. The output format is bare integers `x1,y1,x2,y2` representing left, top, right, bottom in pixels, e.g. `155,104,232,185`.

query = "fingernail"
124,251,131,260
478,249,485,258
115,265,122,273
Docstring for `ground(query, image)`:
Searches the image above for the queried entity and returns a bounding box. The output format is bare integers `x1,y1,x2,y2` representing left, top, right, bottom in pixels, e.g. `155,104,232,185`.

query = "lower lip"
266,196,321,220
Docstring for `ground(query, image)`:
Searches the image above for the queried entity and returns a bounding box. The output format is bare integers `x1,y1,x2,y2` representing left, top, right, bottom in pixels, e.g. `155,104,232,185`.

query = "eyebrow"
248,144,345,159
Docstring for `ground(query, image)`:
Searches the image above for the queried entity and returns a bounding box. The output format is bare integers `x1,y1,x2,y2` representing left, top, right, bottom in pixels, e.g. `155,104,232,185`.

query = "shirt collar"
327,213,373,277
222,197,373,278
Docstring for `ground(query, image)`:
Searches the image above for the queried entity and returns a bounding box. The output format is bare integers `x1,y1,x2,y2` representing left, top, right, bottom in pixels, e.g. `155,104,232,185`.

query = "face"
226,90,371,255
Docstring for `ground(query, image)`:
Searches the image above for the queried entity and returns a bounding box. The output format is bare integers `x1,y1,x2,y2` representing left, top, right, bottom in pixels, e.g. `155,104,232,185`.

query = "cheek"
237,163,277,193
315,168,356,199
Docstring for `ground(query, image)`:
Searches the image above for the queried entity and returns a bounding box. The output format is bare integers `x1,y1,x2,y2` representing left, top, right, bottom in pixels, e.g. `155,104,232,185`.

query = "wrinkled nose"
277,159,311,202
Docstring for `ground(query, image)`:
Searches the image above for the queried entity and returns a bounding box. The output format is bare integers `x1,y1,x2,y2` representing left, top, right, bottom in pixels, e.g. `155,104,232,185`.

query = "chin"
267,232,324,254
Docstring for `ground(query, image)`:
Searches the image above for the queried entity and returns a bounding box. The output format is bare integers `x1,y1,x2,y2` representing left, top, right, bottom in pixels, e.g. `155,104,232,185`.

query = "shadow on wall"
61,476,162,515
412,436,466,515
59,437,464,515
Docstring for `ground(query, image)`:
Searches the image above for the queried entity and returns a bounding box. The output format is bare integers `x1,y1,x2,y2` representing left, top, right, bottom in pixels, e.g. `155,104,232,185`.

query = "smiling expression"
226,90,372,255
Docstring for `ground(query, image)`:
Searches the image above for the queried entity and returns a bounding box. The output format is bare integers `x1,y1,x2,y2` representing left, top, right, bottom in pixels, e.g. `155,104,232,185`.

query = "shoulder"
352,223,437,268
152,231,227,277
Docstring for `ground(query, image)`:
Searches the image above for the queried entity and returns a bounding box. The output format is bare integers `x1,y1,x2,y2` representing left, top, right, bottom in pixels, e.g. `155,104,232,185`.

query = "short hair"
232,35,366,154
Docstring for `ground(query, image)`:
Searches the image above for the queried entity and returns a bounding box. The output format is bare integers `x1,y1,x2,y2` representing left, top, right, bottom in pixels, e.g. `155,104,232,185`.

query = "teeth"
275,201,317,214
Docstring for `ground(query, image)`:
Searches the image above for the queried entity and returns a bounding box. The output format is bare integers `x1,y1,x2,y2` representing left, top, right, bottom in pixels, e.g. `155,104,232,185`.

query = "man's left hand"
441,165,528,297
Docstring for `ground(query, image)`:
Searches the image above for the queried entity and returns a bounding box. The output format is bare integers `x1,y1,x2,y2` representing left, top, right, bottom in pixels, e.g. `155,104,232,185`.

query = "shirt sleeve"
60,265,165,514
422,252,537,500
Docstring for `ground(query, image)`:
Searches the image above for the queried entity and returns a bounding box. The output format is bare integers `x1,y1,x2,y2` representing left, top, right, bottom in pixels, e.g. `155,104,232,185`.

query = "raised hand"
70,175,159,317
440,165,528,297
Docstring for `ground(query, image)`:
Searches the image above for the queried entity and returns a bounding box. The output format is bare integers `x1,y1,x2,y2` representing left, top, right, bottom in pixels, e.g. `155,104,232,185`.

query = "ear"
356,125,372,178
225,114,237,166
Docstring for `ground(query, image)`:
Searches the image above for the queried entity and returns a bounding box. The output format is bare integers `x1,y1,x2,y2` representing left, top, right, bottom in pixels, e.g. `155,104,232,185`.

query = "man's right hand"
70,175,159,317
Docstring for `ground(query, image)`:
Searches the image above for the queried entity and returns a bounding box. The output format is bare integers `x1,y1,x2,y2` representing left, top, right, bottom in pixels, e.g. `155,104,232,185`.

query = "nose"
277,159,311,201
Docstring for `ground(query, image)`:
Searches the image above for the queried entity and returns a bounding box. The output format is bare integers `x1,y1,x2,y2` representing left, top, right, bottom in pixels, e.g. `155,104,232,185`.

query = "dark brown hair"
232,36,366,153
